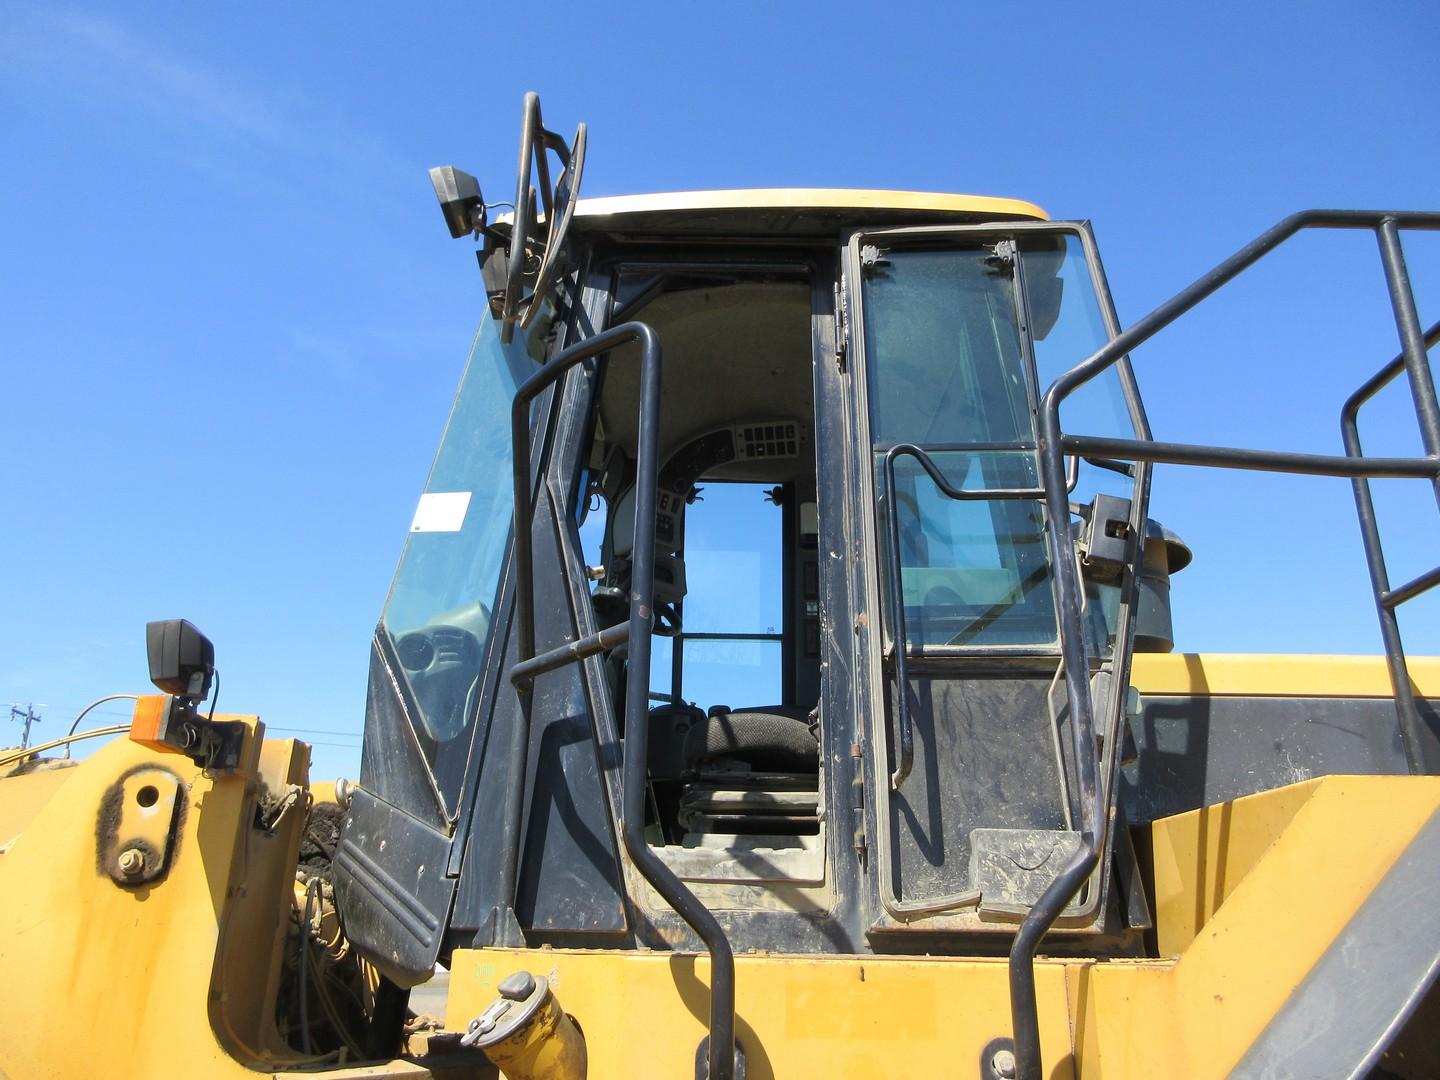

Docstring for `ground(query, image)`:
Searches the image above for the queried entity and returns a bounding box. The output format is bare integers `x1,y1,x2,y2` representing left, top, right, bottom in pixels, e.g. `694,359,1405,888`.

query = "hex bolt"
991,1048,1017,1079
117,848,145,877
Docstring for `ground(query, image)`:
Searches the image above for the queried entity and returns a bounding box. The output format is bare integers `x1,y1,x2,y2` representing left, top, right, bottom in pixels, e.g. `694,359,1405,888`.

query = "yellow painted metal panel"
574,188,1048,220
449,949,1075,1080
1079,775,1440,1077
1148,779,1318,956
450,777,1438,1079
0,761,80,849
1130,652,1440,698
0,727,430,1079
2,720,1432,1080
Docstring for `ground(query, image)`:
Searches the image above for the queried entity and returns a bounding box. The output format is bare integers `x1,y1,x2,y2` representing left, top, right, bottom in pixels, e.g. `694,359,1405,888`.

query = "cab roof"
564,188,1049,237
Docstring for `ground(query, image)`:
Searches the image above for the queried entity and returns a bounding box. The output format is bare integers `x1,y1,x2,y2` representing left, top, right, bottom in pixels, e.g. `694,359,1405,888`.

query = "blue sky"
3,3,1438,779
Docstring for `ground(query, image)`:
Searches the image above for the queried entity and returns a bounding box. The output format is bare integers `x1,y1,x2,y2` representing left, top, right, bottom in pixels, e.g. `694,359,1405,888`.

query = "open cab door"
841,221,1163,935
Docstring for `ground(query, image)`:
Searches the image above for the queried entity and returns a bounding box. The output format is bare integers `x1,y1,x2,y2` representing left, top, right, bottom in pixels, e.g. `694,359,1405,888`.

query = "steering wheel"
652,601,681,638
592,586,682,638
393,624,481,673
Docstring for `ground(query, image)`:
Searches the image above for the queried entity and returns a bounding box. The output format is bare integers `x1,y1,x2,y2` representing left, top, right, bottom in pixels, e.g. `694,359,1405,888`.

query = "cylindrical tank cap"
462,973,551,1049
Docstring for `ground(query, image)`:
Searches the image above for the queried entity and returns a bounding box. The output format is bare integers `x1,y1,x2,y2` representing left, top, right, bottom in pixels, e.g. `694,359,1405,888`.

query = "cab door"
841,222,1149,931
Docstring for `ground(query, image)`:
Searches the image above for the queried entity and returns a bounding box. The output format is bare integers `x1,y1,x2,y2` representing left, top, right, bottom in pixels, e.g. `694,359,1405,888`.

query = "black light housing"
428,165,484,239
146,619,215,703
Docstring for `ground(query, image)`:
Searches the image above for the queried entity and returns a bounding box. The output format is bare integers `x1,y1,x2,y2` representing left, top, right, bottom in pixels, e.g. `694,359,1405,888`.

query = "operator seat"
684,705,818,774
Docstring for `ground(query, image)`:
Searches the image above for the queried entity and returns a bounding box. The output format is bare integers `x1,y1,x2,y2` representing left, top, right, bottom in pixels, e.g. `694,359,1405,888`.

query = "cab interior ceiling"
595,277,814,478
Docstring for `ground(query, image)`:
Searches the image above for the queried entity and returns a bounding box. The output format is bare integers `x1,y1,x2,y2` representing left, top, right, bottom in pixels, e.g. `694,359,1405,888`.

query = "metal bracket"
985,240,1016,274
859,243,890,275
98,765,185,887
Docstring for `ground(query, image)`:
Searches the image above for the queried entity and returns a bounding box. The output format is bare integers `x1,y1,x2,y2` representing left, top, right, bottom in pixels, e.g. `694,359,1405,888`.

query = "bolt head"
118,848,145,877
991,1048,1017,1079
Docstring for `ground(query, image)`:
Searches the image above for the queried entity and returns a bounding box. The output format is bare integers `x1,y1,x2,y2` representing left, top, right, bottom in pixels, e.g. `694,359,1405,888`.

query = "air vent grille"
736,421,801,461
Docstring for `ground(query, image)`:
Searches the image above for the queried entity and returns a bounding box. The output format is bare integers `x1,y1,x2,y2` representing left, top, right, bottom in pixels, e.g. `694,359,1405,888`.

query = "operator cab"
337,96,1186,995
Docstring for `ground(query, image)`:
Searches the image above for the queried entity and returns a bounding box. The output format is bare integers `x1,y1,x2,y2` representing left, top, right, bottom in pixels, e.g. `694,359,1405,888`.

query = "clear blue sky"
4,3,1438,779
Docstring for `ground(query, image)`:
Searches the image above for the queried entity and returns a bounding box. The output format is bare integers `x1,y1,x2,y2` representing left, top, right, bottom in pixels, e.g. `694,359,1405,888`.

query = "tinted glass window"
861,243,1054,648
651,482,784,707
381,306,540,754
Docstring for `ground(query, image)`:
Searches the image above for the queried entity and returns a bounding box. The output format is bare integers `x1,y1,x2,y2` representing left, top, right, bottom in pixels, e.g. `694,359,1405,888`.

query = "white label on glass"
410,491,472,533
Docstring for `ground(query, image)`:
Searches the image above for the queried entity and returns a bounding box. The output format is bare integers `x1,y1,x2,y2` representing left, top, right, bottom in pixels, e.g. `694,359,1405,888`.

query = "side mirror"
428,165,485,239
146,619,215,703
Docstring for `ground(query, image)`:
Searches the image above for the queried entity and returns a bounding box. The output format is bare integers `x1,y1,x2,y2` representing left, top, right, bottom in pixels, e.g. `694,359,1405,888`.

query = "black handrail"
1008,209,1440,1080
505,321,735,1080
880,443,1077,788
1341,316,1440,774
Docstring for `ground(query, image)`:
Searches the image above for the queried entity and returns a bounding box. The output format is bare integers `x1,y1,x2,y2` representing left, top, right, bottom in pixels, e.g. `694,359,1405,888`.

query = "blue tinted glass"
878,450,1056,648
653,482,784,708
381,307,538,745
680,639,783,709
1023,235,1135,441
864,247,1033,447
862,244,1056,648
682,484,783,635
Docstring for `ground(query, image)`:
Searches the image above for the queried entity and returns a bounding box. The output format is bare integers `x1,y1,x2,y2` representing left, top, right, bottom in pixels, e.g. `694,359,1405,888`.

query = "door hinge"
984,239,1016,274
850,740,867,863
834,276,850,372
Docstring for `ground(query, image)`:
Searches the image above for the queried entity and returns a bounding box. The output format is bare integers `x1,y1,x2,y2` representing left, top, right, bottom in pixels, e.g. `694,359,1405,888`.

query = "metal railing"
1342,316,1440,773
504,322,736,1080
1008,209,1440,1080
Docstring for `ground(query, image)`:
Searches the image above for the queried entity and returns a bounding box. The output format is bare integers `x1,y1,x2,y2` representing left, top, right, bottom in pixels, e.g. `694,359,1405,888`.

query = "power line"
267,726,362,739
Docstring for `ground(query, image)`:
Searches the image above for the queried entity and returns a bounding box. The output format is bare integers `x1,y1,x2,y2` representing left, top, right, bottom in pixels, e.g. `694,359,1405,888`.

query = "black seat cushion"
684,706,818,773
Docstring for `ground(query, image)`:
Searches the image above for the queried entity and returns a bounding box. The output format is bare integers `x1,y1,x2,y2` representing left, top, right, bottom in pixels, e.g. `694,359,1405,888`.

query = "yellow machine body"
2,655,1436,1078
5,171,1439,1079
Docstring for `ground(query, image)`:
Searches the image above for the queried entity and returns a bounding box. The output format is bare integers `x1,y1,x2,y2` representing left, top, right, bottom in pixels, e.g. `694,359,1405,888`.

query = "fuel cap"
461,972,550,1049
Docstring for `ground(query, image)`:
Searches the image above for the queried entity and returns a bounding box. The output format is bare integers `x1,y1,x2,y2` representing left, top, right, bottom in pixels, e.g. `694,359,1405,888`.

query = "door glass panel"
860,243,1054,648
864,247,1033,448
380,304,543,770
884,451,1055,647
1023,235,1135,442
1022,234,1139,650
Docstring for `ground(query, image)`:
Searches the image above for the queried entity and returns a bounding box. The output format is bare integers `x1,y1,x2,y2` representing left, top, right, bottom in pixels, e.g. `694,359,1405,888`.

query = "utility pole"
8,704,43,750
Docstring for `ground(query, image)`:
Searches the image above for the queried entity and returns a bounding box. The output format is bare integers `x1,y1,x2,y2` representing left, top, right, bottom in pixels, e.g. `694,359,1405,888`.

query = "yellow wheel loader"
4,92,1439,1080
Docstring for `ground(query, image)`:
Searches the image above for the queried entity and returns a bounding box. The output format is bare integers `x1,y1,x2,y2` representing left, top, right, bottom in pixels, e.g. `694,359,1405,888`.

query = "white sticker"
410,491,472,533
